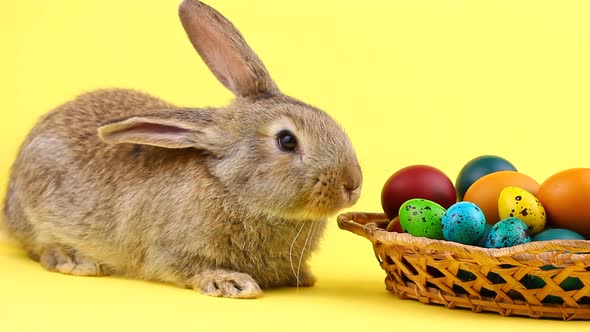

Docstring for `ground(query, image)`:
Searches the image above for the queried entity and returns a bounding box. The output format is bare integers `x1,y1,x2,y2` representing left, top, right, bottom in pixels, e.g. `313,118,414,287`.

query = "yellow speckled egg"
498,186,546,235
463,171,540,224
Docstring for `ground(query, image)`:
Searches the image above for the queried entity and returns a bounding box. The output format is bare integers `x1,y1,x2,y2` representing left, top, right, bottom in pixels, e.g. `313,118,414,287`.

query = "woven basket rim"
337,211,590,320
337,211,590,264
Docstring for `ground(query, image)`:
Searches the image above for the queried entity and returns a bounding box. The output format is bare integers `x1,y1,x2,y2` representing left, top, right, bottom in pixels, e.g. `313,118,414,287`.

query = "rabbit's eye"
277,130,298,152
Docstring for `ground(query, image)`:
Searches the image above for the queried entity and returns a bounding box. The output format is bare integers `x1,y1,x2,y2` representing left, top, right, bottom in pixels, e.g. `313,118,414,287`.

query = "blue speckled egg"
441,202,487,245
399,198,446,239
485,217,531,248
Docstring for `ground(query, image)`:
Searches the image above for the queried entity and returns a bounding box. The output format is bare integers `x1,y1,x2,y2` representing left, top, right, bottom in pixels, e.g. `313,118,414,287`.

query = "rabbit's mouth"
298,178,361,219
344,186,362,208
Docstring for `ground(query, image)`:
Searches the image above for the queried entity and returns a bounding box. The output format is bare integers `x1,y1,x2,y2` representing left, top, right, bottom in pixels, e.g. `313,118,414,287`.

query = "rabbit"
1,0,362,299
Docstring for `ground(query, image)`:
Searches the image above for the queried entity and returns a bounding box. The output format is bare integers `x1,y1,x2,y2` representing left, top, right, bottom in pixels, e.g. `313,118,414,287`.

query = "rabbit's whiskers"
289,220,307,286
296,218,317,290
303,192,332,220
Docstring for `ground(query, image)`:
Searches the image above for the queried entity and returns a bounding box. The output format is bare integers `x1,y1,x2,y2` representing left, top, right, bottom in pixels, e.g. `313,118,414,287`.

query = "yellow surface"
1,0,590,330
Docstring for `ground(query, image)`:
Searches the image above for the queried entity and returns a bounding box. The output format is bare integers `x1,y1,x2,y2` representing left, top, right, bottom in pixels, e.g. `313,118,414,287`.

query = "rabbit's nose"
343,164,362,195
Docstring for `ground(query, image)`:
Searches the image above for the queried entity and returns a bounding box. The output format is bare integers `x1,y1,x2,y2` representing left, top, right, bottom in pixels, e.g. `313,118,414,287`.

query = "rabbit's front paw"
194,269,263,299
40,245,108,276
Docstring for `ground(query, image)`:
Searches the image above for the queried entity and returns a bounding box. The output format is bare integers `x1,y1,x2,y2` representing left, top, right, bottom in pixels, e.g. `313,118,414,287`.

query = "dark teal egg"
485,217,531,248
540,265,584,290
523,265,583,303
533,228,586,241
457,270,476,282
455,155,517,201
477,223,493,247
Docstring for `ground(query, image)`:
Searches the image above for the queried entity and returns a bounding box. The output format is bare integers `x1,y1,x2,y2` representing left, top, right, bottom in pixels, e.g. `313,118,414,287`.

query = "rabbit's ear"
98,110,224,151
178,0,279,97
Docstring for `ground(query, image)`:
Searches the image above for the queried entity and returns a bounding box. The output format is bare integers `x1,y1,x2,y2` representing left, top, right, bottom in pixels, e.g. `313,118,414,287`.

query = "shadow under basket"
337,211,590,320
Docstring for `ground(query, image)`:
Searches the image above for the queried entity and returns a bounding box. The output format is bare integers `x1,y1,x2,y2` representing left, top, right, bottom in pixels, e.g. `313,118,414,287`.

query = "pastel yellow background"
1,0,590,330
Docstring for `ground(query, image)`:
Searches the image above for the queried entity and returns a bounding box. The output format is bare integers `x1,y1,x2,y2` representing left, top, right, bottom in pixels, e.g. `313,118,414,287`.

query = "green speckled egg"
399,199,445,239
485,217,531,248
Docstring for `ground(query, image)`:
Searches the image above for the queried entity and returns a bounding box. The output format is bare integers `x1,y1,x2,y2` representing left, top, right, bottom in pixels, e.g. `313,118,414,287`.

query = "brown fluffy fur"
1,0,362,299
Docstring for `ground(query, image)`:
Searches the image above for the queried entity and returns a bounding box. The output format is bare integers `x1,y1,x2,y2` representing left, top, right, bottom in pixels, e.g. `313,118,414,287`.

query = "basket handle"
337,212,388,241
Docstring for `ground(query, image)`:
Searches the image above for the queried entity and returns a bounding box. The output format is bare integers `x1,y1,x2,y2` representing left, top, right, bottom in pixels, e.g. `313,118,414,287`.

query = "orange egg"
536,168,590,238
463,171,540,224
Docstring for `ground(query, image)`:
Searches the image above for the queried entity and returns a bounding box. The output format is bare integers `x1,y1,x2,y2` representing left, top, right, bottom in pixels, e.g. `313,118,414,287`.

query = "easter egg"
455,155,517,201
457,270,476,282
398,198,446,239
485,217,531,248
498,186,546,235
463,171,540,224
524,265,583,303
536,168,590,238
532,228,586,241
441,202,486,245
381,165,456,220
386,216,404,233
476,223,493,247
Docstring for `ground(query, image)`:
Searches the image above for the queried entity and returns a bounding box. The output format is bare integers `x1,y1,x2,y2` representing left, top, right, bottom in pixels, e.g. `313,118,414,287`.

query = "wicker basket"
337,211,590,320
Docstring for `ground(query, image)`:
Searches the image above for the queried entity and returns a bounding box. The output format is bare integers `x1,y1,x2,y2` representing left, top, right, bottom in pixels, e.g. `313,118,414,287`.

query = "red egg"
386,216,404,233
381,165,457,220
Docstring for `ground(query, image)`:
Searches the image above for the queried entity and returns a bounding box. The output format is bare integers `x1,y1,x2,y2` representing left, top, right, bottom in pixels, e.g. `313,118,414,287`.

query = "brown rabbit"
2,0,362,299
